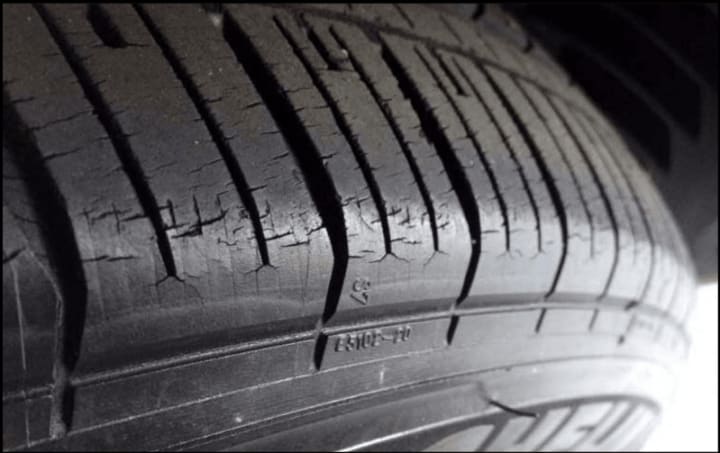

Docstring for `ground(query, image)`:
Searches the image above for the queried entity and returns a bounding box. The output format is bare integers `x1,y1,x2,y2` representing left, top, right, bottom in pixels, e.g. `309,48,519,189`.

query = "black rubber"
2,4,695,451
505,3,718,282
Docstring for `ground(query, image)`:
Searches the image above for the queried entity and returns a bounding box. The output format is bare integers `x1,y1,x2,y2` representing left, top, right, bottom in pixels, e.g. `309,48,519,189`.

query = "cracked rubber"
3,4,696,451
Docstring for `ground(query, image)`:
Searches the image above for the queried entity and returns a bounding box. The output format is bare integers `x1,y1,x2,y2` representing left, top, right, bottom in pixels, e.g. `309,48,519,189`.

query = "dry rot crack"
1,3,697,450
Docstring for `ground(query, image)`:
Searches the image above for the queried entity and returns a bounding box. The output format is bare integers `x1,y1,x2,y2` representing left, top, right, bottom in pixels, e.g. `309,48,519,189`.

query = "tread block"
1,4,695,450
591,309,632,336
540,308,595,334
452,310,541,347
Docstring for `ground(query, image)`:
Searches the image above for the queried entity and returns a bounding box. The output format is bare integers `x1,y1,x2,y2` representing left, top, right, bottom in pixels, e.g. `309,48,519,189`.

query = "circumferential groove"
273,15,393,258
573,109,656,302
513,79,596,259
393,4,415,29
472,4,486,21
434,49,467,96
546,95,621,300
305,26,340,71
573,113,641,269
86,3,129,49
34,4,179,281
221,9,348,322
328,26,440,252
477,63,569,298
421,47,511,253
451,57,543,253
277,3,604,124
3,89,86,437
379,39,480,303
133,4,271,267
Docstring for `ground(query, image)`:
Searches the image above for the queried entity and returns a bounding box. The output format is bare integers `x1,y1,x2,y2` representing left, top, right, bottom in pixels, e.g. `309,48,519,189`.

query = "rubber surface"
2,4,695,451
507,4,718,282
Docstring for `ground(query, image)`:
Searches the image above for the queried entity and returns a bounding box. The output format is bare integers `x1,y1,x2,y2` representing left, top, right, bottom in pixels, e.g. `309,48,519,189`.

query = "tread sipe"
2,4,695,451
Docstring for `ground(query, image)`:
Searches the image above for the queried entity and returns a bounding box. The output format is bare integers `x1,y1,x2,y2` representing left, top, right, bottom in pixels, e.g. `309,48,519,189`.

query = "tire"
2,4,695,451
506,3,718,283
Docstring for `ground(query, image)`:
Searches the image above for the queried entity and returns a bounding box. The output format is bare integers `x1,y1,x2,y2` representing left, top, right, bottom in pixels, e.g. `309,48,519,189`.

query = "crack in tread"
328,26,440,252
451,57,543,253
572,108,657,303
34,4,179,281
276,3,603,124
476,63,569,298
512,79,596,259
273,16,394,257
379,39,480,303
422,48,511,252
546,95,622,300
221,9,348,322
133,4,270,266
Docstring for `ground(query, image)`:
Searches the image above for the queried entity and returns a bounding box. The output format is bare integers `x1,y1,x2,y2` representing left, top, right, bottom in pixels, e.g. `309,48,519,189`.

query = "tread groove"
420,48,511,252
278,3,604,124
379,41,480,302
476,419,509,450
1,5,695,450
3,89,87,437
536,406,578,451
546,96,621,299
578,119,641,265
393,4,415,29
451,57,543,253
513,79,596,258
595,402,636,444
133,4,271,267
305,25,340,71
86,4,130,49
476,63,569,298
572,105,656,302
535,308,547,333
582,116,656,300
328,26,440,252
273,16,394,258
517,408,548,443
434,48,468,96
221,10,348,322
34,4,179,281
